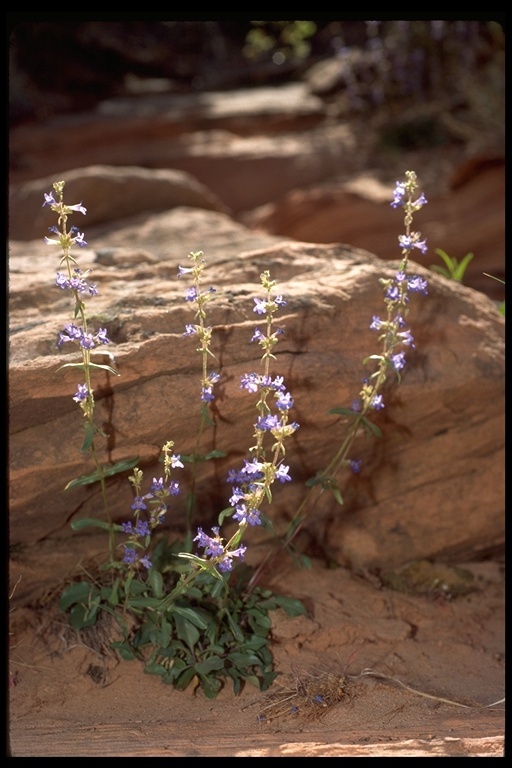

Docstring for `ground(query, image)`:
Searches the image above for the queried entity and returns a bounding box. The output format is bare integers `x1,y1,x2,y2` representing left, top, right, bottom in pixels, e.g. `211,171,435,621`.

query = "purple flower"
218,545,247,573
68,202,87,215
407,275,428,294
390,181,406,208
386,285,401,301
150,477,165,493
233,504,262,526
123,547,137,564
240,372,260,393
391,351,406,371
398,234,428,254
135,520,150,537
256,414,280,431
72,383,89,402
73,232,87,248
96,328,110,345
271,376,285,391
370,315,383,330
349,459,363,474
371,394,385,410
251,328,265,342
275,464,291,483
185,287,198,302
193,527,225,557
275,295,287,307
55,272,69,289
42,191,57,207
276,391,294,411
139,555,152,569
131,496,147,512
253,298,267,315
184,324,197,336
169,481,180,496
397,329,415,347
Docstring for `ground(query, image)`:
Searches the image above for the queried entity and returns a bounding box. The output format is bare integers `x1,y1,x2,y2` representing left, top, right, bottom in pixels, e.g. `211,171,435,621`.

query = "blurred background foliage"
9,18,504,141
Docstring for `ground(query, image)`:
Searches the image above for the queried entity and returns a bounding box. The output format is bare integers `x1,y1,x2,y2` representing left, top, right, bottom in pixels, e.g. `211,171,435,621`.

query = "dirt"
8,533,505,757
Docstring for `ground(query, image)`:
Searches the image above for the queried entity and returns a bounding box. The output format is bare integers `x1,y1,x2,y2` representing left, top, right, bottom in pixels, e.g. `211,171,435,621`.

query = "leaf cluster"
59,543,306,699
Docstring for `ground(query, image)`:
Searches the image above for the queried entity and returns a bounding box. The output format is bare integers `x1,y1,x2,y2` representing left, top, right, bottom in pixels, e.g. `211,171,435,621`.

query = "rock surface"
9,174,505,571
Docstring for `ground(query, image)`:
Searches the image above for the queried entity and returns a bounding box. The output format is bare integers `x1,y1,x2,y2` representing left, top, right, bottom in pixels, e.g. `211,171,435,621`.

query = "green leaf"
70,518,123,532
112,640,138,661
268,595,307,617
194,656,225,675
360,416,382,438
59,581,95,611
198,674,223,699
148,568,164,599
69,599,100,629
103,578,120,606
328,406,360,418
64,457,139,489
126,596,163,609
172,606,209,630
173,667,198,692
228,651,262,667
218,506,234,525
331,486,344,506
160,618,172,648
225,611,245,643
454,251,474,282
174,613,201,650
56,362,120,376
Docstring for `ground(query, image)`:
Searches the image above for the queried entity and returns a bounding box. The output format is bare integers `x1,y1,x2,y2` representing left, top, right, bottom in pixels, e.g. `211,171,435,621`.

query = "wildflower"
391,351,406,371
407,275,428,294
349,459,363,474
72,231,87,247
253,298,267,315
139,555,152,569
135,520,150,537
131,496,147,512
390,181,406,208
256,414,280,431
185,287,198,302
240,372,260,393
96,328,110,345
398,234,428,254
275,391,294,410
123,547,137,564
251,328,265,342
150,477,165,493
42,191,57,207
397,329,415,347
218,545,247,573
275,464,292,483
371,394,385,410
72,383,89,402
194,527,225,557
233,504,262,526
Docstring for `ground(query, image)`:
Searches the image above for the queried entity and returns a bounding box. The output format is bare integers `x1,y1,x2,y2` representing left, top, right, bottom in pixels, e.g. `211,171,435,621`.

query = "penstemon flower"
191,269,299,573
122,442,183,573
247,171,429,593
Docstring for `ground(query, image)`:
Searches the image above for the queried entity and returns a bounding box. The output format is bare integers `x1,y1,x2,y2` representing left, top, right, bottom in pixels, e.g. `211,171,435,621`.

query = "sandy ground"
8,536,504,757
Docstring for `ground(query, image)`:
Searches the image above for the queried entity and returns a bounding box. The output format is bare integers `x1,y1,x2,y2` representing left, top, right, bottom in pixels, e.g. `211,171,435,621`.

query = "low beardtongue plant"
46,172,428,698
